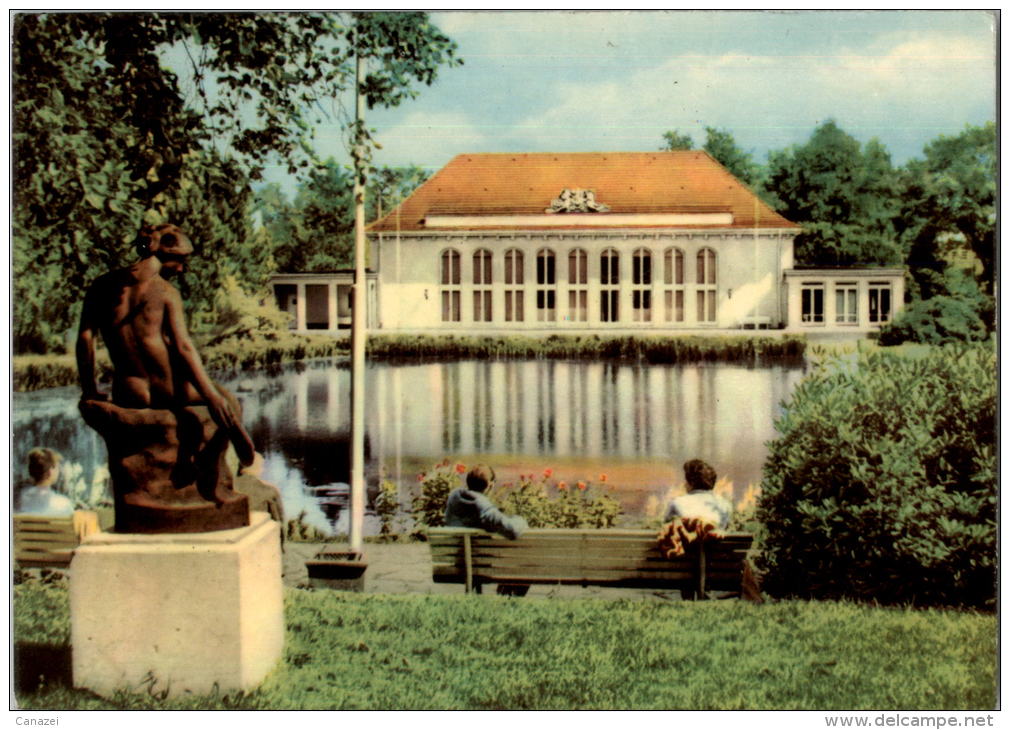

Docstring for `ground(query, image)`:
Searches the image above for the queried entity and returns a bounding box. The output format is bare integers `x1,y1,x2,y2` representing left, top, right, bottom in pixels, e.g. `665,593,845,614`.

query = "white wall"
373,230,796,330
784,269,906,333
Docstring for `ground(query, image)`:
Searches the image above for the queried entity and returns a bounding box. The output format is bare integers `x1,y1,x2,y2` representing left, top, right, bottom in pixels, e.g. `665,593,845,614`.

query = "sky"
263,9,996,193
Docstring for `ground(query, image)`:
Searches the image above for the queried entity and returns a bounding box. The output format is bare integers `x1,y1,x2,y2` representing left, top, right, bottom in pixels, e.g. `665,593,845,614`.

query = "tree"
764,120,903,267
368,165,430,222
13,12,460,352
660,130,694,150
702,126,759,187
898,122,996,298
256,163,430,273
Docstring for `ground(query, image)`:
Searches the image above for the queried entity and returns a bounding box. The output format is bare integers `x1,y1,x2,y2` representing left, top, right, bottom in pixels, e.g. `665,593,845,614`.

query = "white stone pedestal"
70,512,284,698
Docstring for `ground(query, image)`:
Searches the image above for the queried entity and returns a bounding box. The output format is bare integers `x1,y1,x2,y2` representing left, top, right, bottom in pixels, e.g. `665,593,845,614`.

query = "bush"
200,275,293,347
756,344,996,609
410,461,466,534
367,333,806,364
489,470,622,529
374,479,400,537
878,295,988,346
410,462,623,534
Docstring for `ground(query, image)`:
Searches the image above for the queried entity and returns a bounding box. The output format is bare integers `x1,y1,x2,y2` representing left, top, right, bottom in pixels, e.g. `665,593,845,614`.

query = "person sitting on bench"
16,448,74,517
445,464,527,539
659,459,732,558
445,464,529,596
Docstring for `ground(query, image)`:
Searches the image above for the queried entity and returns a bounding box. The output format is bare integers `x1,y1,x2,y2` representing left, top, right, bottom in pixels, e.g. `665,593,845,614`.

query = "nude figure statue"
76,223,255,533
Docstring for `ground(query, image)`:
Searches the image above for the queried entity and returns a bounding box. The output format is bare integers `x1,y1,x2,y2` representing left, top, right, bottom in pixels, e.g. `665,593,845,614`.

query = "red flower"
557,481,568,490
576,481,587,491
455,463,467,474
599,473,608,483
543,468,554,479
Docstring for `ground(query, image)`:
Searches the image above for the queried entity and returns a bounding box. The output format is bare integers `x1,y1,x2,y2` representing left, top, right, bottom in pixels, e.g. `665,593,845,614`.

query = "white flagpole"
349,39,367,555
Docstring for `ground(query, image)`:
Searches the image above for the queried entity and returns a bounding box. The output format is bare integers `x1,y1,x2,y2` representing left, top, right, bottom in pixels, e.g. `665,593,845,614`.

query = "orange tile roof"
369,151,797,233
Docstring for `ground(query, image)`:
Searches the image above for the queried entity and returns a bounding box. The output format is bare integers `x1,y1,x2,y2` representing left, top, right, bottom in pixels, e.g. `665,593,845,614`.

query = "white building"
272,151,904,334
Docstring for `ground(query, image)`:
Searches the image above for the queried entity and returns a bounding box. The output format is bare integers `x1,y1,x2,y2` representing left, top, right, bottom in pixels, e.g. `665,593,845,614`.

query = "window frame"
504,248,524,323
439,249,462,322
695,247,717,323
536,248,557,322
600,248,620,323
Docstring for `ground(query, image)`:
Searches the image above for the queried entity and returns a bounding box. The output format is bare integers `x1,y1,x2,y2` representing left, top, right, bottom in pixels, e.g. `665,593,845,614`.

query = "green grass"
14,581,995,710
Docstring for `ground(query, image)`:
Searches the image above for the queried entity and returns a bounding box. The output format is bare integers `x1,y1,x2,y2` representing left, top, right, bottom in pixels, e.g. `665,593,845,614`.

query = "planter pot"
305,550,367,592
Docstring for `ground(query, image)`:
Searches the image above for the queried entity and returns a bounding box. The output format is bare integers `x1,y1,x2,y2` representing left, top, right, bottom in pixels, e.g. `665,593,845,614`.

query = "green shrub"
13,353,112,392
12,336,350,392
879,295,989,346
374,479,400,537
200,276,293,347
367,333,805,364
410,461,465,535
756,344,996,609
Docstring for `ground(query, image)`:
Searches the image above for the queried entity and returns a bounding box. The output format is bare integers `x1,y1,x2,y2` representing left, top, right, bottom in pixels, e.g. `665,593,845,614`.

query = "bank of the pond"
366,332,806,363
13,332,806,392
13,580,996,710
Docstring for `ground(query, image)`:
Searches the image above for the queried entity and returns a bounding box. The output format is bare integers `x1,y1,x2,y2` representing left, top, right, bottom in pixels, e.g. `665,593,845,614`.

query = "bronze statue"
76,224,255,533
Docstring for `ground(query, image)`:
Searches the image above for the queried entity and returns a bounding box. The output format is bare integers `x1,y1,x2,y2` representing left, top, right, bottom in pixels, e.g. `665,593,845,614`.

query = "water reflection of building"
372,361,798,480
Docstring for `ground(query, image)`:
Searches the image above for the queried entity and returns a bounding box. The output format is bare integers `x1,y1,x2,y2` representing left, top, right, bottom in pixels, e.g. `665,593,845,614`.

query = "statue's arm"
75,288,105,401
163,287,236,428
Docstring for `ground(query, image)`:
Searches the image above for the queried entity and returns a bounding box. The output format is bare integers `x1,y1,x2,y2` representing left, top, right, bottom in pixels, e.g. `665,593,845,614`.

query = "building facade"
273,151,904,334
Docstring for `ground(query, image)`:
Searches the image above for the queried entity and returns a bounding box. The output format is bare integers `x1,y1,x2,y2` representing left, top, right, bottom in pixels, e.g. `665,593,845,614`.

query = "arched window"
473,249,493,322
600,248,620,322
567,248,588,322
663,247,685,322
696,247,717,323
504,248,524,322
440,249,461,322
536,248,556,322
632,248,652,323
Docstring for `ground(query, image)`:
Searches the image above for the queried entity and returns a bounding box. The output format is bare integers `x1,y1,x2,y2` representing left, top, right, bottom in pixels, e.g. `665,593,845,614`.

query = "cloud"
514,30,994,159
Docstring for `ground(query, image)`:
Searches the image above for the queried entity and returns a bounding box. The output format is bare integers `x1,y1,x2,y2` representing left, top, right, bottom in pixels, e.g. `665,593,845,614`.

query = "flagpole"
349,37,367,555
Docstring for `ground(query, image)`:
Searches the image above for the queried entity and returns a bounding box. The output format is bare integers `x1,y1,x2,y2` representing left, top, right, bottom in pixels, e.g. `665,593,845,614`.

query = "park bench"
428,527,753,599
13,511,101,569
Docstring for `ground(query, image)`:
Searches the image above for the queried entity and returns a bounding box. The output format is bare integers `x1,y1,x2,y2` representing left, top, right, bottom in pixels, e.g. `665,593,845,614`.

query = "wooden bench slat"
428,527,752,598
14,512,101,569
431,533,752,546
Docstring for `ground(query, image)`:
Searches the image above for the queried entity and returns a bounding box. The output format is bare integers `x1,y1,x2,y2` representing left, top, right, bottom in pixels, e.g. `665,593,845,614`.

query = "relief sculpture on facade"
545,188,611,214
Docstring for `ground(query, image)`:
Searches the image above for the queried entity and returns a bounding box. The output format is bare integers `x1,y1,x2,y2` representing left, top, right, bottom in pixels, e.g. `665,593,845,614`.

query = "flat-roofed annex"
368,151,797,234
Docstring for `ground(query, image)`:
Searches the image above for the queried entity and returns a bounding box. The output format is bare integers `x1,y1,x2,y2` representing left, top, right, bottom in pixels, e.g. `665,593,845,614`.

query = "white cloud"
514,31,994,158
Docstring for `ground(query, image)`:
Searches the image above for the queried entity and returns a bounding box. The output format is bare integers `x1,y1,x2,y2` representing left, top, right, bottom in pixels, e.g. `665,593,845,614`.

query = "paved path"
284,541,684,601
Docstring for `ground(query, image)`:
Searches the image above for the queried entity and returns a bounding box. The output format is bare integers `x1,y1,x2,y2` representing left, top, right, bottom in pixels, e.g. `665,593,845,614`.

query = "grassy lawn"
14,581,995,710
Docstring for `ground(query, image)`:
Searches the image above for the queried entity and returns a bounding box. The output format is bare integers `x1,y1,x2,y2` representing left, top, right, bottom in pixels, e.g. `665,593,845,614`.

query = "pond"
12,358,806,534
